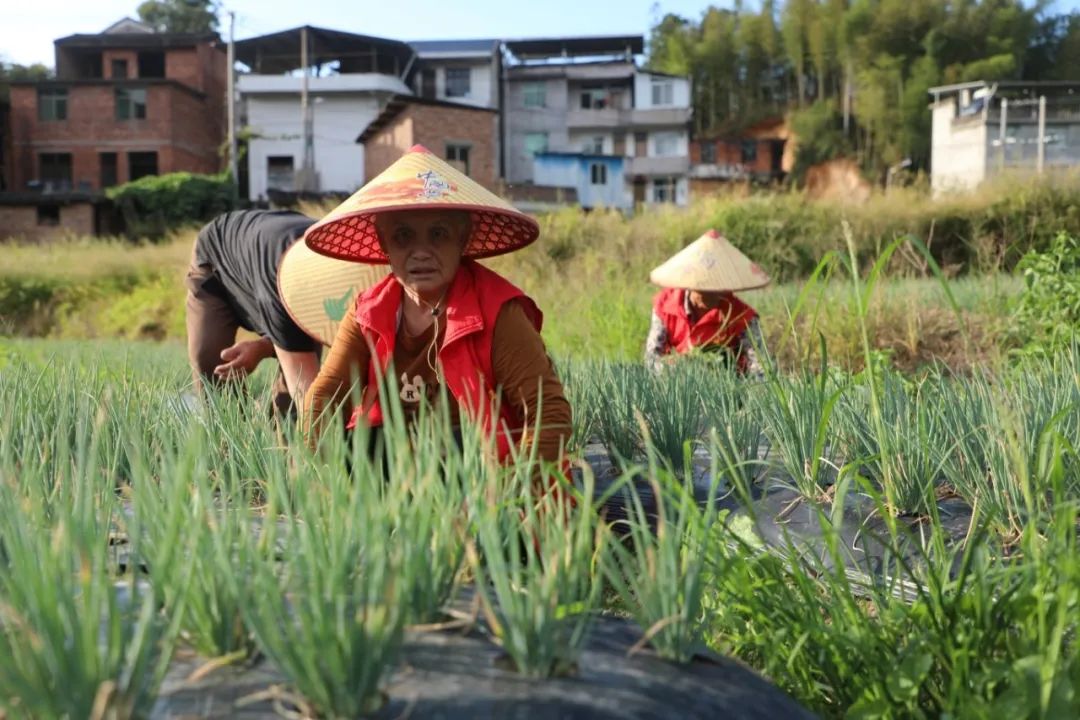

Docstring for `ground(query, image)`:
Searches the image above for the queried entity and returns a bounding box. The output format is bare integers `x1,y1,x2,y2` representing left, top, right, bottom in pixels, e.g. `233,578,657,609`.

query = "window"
111,59,128,79
446,143,471,176
653,177,676,203
445,68,471,98
267,156,294,191
524,132,548,157
523,82,546,108
700,141,716,164
37,88,67,121
580,87,608,110
99,152,118,188
128,152,158,181
740,140,758,164
583,136,605,154
137,51,165,78
116,88,147,120
39,153,72,189
37,204,61,226
590,163,608,185
419,68,436,99
651,79,674,106
653,132,678,156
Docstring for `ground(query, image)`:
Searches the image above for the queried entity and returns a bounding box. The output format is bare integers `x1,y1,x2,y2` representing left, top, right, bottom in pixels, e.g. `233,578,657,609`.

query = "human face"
375,210,470,302
688,290,732,311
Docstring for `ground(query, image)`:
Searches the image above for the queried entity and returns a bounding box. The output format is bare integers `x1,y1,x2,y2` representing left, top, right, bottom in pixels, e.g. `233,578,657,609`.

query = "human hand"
213,339,272,379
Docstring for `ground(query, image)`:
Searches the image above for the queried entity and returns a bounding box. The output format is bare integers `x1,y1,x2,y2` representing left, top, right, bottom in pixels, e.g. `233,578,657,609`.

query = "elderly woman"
644,229,771,377
300,145,571,468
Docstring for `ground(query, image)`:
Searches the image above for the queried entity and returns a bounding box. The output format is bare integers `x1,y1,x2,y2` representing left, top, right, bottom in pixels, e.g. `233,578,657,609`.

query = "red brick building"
6,21,226,194
359,95,498,187
689,117,790,196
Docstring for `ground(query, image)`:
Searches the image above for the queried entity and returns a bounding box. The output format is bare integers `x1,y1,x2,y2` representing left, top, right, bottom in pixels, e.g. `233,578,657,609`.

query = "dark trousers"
185,248,293,417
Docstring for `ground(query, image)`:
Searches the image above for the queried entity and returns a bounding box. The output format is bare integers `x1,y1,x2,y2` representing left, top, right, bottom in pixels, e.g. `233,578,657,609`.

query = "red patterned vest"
349,260,542,461
652,287,757,371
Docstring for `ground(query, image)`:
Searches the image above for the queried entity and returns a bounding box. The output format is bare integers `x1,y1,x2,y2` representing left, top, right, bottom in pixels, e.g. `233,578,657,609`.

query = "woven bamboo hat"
649,229,771,292
303,144,539,264
277,239,387,346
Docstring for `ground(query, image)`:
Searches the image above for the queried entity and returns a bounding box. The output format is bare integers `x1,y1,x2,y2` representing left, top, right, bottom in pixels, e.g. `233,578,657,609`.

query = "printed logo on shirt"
399,373,426,404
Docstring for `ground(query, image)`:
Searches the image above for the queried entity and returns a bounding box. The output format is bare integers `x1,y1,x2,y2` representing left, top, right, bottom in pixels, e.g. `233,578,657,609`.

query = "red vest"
653,287,757,370
349,260,542,461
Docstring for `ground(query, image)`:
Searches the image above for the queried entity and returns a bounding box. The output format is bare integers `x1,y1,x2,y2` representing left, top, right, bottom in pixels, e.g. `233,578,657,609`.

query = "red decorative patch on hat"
358,172,457,203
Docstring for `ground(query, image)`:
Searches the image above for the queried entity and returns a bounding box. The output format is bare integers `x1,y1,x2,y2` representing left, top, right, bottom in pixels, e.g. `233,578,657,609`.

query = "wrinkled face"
375,210,471,301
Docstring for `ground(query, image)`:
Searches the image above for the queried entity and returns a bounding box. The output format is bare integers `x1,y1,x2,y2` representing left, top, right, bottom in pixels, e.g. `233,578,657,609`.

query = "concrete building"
501,35,692,208
358,94,498,186
929,81,1080,194
235,27,415,201
6,18,226,193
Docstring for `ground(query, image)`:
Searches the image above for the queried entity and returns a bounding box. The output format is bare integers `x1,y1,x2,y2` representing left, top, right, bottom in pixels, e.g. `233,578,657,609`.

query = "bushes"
1010,232,1080,353
107,172,235,239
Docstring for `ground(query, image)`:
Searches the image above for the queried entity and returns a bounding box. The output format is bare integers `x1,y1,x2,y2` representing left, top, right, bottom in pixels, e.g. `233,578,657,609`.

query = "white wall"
245,94,381,200
634,72,692,109
930,98,987,195
433,61,496,108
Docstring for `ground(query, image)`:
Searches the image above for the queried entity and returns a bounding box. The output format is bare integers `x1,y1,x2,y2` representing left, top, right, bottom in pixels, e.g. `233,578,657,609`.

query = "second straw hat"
649,229,771,292
277,240,387,346
303,145,539,264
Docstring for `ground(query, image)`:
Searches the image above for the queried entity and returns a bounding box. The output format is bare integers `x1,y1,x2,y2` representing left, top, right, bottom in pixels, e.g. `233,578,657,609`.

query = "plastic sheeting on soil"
152,589,815,720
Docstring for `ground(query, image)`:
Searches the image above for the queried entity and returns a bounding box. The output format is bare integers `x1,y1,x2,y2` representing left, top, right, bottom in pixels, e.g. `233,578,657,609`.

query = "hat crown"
649,229,770,292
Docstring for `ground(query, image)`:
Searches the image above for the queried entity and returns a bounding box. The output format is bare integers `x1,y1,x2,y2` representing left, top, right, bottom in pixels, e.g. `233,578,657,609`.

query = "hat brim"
304,202,539,265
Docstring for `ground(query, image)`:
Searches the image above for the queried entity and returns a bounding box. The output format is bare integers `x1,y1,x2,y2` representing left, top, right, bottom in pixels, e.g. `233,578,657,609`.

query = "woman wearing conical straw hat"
645,229,771,377
299,145,571,475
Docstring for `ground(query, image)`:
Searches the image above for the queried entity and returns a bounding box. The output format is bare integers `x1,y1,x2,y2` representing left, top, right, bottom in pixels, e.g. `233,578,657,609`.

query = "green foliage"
107,171,235,239
1011,232,1080,353
137,0,218,33
789,101,853,181
646,0,1072,174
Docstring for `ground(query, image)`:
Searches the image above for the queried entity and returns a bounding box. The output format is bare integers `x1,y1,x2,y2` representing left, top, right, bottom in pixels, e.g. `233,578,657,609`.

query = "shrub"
1010,232,1080,353
107,172,235,239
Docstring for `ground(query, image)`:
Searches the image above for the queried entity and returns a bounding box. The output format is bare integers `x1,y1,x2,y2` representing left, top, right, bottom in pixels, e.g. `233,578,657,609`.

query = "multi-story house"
929,80,1080,195
502,35,692,210
7,18,226,193
689,117,789,196
235,26,416,201
408,39,500,109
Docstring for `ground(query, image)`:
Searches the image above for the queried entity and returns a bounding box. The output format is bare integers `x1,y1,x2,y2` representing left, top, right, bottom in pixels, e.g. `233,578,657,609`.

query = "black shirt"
194,210,318,352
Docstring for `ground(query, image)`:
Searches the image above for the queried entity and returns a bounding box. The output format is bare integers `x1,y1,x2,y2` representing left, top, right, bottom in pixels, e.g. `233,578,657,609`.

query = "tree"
137,0,218,34
0,61,53,102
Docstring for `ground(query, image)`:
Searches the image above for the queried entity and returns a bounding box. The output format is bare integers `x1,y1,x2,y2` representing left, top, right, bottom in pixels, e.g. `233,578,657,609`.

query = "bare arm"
738,318,766,379
273,347,321,404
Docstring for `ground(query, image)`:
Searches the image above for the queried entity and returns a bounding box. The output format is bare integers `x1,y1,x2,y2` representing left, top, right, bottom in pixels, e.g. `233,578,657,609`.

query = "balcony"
627,107,692,127
628,155,689,176
238,73,411,95
566,108,622,128
689,163,750,181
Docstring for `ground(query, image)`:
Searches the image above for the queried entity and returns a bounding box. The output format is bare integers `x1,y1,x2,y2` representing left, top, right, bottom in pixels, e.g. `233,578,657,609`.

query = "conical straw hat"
649,229,771,292
277,238,387,346
304,144,539,264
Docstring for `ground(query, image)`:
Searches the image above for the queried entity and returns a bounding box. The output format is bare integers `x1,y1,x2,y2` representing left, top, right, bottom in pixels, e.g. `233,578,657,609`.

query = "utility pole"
226,10,237,196
299,26,313,193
